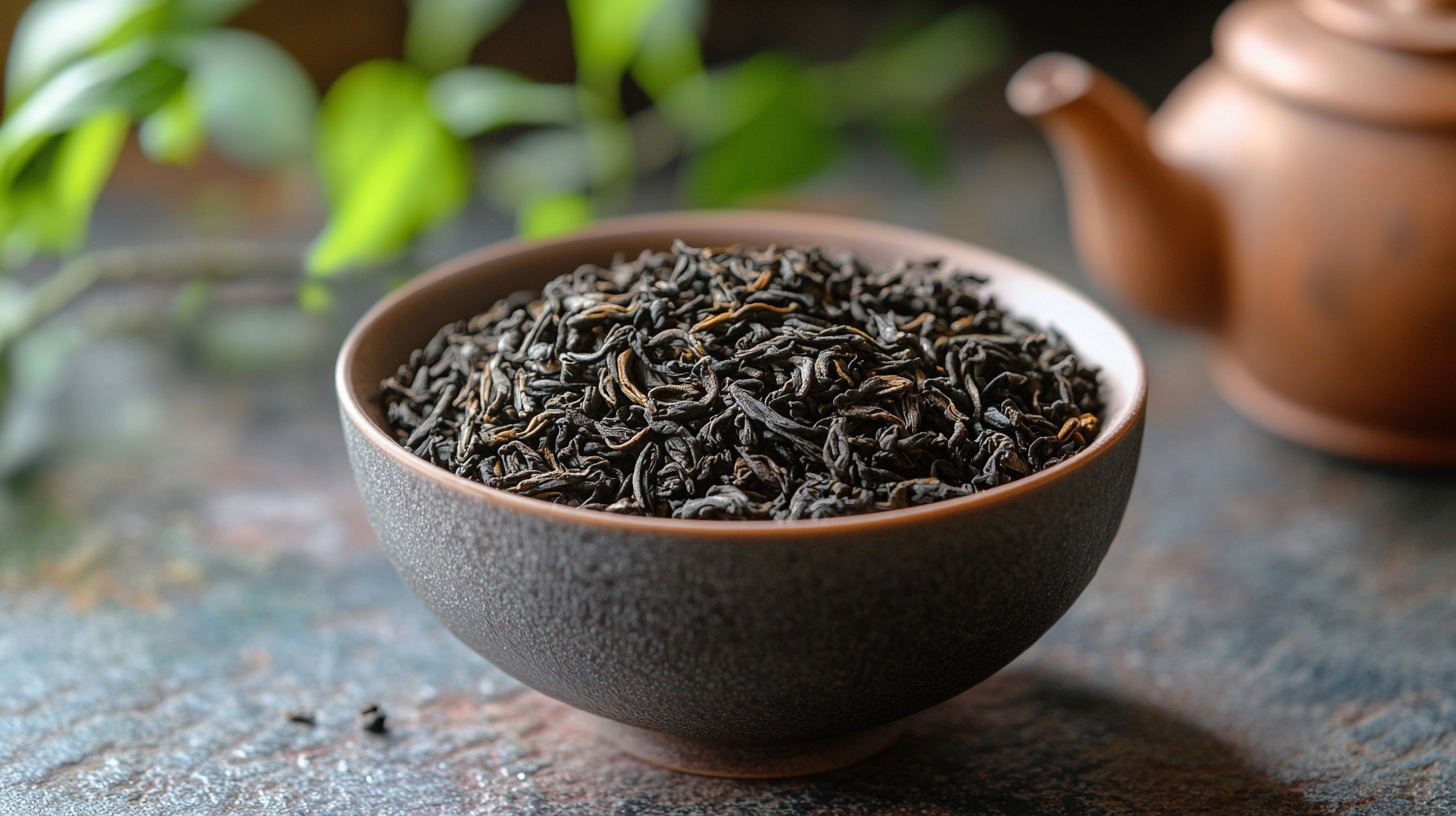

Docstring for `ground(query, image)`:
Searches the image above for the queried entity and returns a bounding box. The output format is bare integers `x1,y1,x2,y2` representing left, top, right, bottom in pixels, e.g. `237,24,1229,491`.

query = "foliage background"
0,0,1017,484
0,0,1231,486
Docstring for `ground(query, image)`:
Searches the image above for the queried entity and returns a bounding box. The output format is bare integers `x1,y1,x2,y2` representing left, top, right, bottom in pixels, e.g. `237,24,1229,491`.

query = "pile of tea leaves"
382,243,1101,520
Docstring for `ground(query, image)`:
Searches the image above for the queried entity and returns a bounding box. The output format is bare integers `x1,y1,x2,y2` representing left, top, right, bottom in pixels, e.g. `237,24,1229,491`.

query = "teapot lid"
1220,0,1456,124
1301,0,1456,52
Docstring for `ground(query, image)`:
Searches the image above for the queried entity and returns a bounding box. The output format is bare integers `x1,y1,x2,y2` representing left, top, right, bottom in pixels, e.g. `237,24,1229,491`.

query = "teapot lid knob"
1301,0,1456,50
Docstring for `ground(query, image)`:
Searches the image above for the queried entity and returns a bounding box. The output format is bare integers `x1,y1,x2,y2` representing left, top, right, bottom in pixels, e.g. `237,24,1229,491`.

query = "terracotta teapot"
1007,0,1456,465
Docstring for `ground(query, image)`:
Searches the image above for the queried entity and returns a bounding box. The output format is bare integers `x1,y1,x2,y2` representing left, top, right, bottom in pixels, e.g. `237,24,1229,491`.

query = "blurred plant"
0,0,1008,478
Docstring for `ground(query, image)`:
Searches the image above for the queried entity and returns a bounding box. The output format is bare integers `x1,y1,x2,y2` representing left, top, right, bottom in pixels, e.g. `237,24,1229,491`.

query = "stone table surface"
3,144,1455,816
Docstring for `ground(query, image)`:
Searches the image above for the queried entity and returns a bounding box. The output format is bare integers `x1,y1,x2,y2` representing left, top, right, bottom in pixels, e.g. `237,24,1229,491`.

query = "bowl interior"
339,211,1145,529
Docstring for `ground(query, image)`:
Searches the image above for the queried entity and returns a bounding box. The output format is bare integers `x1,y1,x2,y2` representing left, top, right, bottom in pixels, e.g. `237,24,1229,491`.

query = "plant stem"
576,82,635,211
2,242,302,350
628,106,688,179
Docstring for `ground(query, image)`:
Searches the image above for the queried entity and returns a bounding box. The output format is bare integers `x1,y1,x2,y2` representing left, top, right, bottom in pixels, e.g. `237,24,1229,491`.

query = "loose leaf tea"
382,243,1101,520
358,703,388,734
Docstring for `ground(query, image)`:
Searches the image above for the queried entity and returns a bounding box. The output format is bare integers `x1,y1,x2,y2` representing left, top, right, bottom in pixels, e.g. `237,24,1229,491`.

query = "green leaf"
172,0,258,29
183,29,317,167
4,0,163,110
297,280,332,313
568,0,670,89
874,111,951,185
873,7,1007,108
0,46,184,147
683,54,840,208
39,113,128,247
630,0,705,102
0,46,176,255
139,85,205,165
405,0,521,74
170,280,211,325
308,61,471,275
0,111,129,254
315,62,427,203
823,7,1008,122
429,67,576,138
482,127,593,208
517,192,592,239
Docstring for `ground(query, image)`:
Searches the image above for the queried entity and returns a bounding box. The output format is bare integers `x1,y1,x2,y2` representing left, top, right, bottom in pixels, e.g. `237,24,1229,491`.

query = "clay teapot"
1007,0,1456,465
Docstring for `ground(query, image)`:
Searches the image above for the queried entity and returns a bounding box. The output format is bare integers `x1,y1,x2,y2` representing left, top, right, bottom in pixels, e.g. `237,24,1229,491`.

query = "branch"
2,241,304,349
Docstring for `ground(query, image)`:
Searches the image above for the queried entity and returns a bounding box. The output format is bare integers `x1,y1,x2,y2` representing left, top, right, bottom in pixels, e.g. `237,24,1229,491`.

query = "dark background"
0,0,1231,106
978,0,1228,99
701,0,1230,102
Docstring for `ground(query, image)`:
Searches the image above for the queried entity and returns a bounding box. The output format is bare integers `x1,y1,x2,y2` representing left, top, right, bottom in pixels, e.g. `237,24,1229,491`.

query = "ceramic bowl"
337,211,1146,777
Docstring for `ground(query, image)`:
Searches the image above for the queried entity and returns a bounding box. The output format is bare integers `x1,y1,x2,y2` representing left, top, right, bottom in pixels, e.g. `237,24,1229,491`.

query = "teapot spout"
1008,53,1222,327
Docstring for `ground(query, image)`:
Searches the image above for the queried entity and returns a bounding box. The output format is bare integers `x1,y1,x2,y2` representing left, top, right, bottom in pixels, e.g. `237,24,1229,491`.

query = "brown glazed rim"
337,211,1148,540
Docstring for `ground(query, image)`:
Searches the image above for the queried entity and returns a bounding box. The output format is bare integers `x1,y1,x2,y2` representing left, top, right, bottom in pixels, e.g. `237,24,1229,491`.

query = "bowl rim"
337,210,1147,539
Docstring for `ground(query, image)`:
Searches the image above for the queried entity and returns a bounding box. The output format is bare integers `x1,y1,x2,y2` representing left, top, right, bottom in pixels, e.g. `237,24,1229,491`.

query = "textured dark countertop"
3,140,1454,815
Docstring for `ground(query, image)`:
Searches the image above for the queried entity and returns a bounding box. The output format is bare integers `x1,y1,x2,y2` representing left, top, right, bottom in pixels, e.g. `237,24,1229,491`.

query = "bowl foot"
1211,350,1456,466
591,715,906,779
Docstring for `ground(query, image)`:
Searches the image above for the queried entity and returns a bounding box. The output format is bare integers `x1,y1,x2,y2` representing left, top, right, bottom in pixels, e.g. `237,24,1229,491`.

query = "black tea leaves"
381,243,1101,521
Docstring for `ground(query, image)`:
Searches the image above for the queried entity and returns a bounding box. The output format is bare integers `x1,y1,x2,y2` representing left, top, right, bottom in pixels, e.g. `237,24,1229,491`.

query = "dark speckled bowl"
337,211,1146,778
